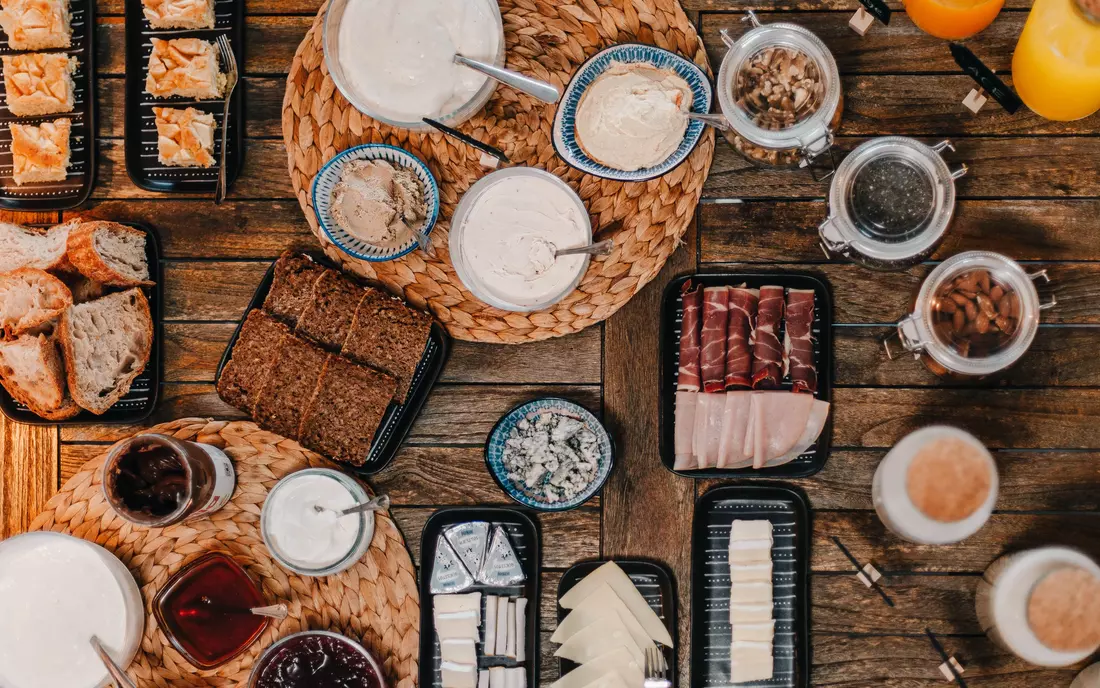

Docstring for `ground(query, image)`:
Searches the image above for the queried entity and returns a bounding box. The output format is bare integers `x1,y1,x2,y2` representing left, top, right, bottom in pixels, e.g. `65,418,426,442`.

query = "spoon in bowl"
90,636,137,688
313,493,391,518
687,112,732,131
454,54,561,104
176,598,289,620
555,239,614,258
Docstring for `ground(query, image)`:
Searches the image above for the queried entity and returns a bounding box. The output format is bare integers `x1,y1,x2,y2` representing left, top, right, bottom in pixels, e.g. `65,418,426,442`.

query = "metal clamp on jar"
819,137,967,270
714,11,842,176
884,251,1057,379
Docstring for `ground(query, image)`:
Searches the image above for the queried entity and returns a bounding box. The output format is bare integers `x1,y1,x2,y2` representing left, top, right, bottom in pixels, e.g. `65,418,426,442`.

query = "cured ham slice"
751,286,785,390
673,391,698,470
701,287,730,393
763,398,830,468
725,287,758,389
717,391,753,469
692,392,725,469
677,282,703,392
745,392,829,469
785,289,817,394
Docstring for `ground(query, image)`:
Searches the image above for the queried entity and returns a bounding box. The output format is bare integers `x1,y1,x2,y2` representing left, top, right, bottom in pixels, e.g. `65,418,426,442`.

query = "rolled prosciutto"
677,281,703,392
725,287,758,389
701,286,730,393
785,289,817,394
751,286,785,389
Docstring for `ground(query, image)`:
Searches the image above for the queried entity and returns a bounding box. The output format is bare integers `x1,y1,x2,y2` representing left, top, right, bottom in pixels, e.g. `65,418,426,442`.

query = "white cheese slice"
728,540,772,565
484,596,498,654
436,593,483,625
730,582,772,604
730,641,773,683
478,669,489,688
731,520,773,542
554,617,645,666
504,600,517,658
436,611,480,640
553,583,654,655
489,666,506,688
730,561,772,584
551,646,643,688
441,662,478,688
495,596,509,655
515,597,528,663
732,620,775,642
558,563,673,647
506,667,526,688
729,603,773,624
441,638,477,665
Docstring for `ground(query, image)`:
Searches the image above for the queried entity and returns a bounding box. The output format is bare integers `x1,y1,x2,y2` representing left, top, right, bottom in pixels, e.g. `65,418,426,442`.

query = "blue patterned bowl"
485,397,614,512
311,144,440,262
552,43,713,182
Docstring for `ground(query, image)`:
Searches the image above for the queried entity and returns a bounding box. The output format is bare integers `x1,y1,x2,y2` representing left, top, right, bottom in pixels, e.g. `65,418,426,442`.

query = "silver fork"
214,34,239,205
644,646,671,688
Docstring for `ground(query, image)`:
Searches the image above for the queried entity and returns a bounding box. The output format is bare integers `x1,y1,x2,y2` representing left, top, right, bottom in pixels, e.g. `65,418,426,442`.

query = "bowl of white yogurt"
450,167,593,312
0,532,144,688
261,468,377,577
323,0,504,130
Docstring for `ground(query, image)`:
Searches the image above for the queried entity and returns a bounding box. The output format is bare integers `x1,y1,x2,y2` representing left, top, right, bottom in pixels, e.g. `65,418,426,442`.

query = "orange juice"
904,0,1005,39
1013,0,1100,121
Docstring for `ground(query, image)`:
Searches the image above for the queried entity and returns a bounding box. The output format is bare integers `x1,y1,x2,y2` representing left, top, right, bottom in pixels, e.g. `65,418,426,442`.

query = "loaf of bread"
0,333,80,419
0,268,73,338
0,221,71,273
65,221,154,287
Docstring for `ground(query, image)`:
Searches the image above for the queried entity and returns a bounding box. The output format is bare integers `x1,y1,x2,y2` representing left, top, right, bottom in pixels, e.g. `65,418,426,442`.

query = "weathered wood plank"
688,0,1035,10
812,573,982,635
163,261,271,320
1,415,58,537
58,385,245,443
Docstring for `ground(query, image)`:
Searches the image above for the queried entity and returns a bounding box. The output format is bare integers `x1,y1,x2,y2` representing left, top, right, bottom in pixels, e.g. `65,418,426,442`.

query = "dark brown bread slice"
300,355,397,466
216,310,291,413
296,270,368,351
342,287,432,402
251,333,327,440
261,251,327,327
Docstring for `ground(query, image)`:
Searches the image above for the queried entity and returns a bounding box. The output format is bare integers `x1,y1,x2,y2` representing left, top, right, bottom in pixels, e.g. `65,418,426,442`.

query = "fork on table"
215,33,239,205
644,646,671,688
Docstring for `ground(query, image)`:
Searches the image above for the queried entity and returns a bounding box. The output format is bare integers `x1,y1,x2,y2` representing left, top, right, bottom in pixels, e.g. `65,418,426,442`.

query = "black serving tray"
0,222,163,424
659,272,834,478
556,559,678,686
420,507,540,688
0,0,95,209
124,0,244,193
691,484,811,688
215,252,449,475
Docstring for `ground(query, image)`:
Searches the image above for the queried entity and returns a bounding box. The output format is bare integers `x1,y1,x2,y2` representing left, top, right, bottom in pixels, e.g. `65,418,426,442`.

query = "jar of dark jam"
819,137,968,270
248,630,385,688
102,433,236,527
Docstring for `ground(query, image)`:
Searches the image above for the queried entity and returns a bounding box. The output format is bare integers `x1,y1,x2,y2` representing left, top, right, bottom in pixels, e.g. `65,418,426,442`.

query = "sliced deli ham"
725,287,758,389
693,392,725,469
701,287,730,393
717,391,753,469
751,286,785,390
673,391,698,470
763,398,830,468
677,282,703,392
746,392,829,469
785,289,816,394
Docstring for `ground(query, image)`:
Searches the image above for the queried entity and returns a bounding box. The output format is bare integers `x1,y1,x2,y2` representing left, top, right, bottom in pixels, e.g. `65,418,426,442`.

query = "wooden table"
2,1,1099,685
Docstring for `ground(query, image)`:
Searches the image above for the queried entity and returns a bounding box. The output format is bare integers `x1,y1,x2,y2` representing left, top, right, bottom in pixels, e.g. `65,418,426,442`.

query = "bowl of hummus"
552,43,712,182
311,144,440,262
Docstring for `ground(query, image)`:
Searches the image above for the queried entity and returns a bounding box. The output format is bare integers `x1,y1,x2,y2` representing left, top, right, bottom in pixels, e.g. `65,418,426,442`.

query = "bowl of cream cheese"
323,0,504,130
449,167,593,312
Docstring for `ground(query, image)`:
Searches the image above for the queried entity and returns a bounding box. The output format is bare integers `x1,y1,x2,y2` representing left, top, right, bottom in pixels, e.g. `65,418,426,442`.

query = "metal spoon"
90,636,137,688
453,54,560,104
176,598,289,620
401,221,436,259
555,239,614,258
313,493,391,517
687,112,732,132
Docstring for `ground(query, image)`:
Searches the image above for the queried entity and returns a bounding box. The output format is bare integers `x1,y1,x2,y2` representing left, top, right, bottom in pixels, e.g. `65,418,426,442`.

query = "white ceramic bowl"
449,167,593,313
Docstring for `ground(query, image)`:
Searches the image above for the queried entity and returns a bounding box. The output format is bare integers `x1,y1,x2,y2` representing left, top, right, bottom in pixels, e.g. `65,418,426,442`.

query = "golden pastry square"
2,52,77,117
145,37,224,99
142,0,214,29
154,106,215,167
9,117,71,185
0,0,71,50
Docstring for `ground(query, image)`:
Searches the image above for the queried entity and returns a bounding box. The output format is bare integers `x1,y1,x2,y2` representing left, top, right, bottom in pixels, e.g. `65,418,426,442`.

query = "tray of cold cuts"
658,273,834,478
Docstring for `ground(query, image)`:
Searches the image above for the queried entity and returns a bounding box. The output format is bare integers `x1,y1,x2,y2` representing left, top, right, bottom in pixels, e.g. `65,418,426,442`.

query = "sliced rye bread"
65,221,154,287
0,221,71,273
216,310,291,413
296,269,367,351
0,333,80,419
299,355,397,466
251,333,328,440
58,289,153,414
0,268,73,338
342,287,432,402
262,251,327,327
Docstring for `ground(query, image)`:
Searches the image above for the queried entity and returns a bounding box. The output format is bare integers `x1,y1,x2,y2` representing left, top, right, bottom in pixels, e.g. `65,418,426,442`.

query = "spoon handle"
454,55,560,104
90,636,137,688
687,112,732,132
556,239,614,258
340,493,391,517
250,604,289,620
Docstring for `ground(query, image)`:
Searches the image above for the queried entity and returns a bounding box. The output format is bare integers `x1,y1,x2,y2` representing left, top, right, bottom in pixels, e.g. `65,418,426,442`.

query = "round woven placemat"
29,418,419,688
282,0,715,344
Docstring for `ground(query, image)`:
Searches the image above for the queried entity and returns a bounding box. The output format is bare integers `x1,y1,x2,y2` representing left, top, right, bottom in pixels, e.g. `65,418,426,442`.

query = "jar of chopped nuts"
716,12,843,170
884,251,1057,379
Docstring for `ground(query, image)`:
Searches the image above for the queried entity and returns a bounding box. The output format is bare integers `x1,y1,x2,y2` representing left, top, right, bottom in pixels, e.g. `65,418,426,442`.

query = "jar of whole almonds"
884,251,1056,379
716,12,843,172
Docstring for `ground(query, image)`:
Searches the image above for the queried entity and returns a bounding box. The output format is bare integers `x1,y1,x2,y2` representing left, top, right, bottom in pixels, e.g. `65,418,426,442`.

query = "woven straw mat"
29,418,420,688
282,0,715,344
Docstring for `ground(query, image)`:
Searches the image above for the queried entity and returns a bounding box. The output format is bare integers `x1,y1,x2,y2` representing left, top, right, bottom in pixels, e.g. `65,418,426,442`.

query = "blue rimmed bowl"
552,43,713,183
311,144,440,262
485,397,614,512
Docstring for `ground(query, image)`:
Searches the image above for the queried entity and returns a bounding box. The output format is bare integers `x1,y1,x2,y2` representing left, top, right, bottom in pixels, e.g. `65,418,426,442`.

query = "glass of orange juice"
1013,0,1100,121
904,0,1005,39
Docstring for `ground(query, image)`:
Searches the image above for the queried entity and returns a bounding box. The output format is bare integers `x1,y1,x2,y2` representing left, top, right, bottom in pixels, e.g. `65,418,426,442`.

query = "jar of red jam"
248,630,386,688
102,433,236,527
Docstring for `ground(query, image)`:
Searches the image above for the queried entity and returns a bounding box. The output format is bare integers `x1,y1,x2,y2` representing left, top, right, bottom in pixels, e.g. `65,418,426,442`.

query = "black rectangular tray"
124,0,244,193
0,222,163,425
659,272,834,478
691,484,811,688
215,252,449,475
0,0,95,209
556,559,678,686
420,507,540,688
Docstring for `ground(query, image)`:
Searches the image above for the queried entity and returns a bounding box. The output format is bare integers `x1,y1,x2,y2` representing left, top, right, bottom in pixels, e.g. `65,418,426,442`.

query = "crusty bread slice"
0,268,73,338
0,221,70,273
58,289,153,414
65,221,154,287
0,333,80,420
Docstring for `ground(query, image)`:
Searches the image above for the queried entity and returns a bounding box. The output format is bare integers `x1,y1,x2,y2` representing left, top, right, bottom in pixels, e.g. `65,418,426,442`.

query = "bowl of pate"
449,167,593,312
323,0,504,130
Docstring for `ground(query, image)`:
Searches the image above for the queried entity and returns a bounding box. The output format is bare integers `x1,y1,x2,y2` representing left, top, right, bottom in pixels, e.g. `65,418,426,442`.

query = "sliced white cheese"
436,611,480,641
728,539,772,565
515,597,528,663
506,667,526,688
732,620,775,642
730,582,772,604
504,600,517,658
441,638,478,665
730,640,773,683
553,583,654,655
731,519,773,542
484,595,498,654
554,617,645,666
489,666,506,688
550,646,643,688
436,593,483,624
730,561,772,584
558,562,673,647
729,603,773,624
478,669,489,688
495,596,509,655
441,662,478,688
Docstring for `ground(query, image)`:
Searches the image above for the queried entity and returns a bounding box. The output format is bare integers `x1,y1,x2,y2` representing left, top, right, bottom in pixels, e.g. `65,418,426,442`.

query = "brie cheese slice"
732,620,775,642
730,582,772,604
730,562,772,584
729,603,773,624
558,562,672,647
435,611,479,640
441,638,477,665
554,616,646,666
436,592,483,624
441,662,478,688
730,640,773,683
551,646,643,688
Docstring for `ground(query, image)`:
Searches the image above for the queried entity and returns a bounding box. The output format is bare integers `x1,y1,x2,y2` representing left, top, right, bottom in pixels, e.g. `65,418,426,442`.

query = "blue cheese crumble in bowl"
485,397,614,511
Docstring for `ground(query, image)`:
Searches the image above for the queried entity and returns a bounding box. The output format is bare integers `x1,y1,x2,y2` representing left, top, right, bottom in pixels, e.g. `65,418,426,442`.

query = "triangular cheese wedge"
558,562,673,646
553,584,654,654
554,616,645,666
550,647,642,688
